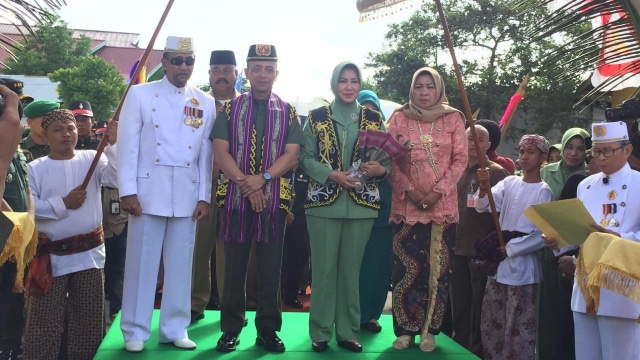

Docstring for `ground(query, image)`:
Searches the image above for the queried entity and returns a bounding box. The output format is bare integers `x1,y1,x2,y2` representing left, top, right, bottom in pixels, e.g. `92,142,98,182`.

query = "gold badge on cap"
593,124,607,137
256,44,272,57
178,37,192,51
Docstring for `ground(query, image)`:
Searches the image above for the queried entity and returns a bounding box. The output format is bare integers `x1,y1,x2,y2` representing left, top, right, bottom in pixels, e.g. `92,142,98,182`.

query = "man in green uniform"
20,100,60,162
1,143,34,360
211,44,303,353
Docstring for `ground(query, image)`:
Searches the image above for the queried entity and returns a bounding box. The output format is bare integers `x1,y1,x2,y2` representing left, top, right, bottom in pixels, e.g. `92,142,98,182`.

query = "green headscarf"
330,61,361,123
540,127,590,199
356,90,386,121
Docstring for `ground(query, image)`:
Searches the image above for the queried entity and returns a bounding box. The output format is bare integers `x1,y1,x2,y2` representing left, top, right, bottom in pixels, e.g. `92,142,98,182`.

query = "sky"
57,0,414,103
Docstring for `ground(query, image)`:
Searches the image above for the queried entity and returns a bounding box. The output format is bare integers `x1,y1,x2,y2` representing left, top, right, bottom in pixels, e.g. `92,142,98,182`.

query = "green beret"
23,100,60,119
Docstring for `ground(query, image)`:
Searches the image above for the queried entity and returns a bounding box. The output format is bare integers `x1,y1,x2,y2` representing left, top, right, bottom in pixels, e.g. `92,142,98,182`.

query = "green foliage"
2,15,92,75
49,56,127,121
365,0,594,137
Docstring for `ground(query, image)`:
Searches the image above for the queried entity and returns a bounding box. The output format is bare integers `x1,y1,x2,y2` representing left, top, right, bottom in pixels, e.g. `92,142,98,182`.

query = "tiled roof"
0,23,163,81
0,23,140,47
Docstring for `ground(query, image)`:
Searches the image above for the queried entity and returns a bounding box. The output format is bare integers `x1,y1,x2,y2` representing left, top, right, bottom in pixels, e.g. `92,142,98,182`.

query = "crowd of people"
0,35,639,360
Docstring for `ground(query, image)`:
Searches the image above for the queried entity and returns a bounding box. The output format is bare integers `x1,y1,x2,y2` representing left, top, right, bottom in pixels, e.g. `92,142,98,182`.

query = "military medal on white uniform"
183,98,204,129
601,203,618,227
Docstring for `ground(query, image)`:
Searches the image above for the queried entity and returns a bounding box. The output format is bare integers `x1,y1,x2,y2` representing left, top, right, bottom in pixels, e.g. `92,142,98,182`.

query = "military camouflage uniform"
18,136,49,163
0,151,29,357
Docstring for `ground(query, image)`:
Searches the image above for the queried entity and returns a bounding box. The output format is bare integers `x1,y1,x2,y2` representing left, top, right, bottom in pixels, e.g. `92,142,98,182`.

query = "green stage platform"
96,310,479,359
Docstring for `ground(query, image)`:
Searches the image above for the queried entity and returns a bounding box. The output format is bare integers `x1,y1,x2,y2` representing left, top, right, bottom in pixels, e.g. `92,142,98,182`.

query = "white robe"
27,146,118,277
475,176,553,286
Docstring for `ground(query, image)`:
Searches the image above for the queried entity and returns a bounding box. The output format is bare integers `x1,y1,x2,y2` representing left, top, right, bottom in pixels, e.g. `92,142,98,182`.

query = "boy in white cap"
544,121,640,360
118,36,216,353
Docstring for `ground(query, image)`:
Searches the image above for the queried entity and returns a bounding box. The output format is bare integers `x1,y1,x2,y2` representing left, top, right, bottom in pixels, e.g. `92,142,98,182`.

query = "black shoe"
243,317,248,327
360,320,382,333
190,311,204,324
0,349,17,360
256,329,285,353
284,298,304,309
337,340,363,353
216,332,239,353
311,340,328,352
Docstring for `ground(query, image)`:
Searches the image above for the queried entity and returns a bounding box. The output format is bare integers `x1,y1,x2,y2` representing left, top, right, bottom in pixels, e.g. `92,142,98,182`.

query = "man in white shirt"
545,121,640,360
475,134,553,360
117,36,215,353
22,109,118,359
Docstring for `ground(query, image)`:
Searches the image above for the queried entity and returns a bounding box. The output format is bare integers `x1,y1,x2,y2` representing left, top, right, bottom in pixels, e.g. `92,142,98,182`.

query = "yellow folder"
523,198,595,248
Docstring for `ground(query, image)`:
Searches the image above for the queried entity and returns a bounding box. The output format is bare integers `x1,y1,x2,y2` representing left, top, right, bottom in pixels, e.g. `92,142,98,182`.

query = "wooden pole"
433,0,503,245
80,0,175,190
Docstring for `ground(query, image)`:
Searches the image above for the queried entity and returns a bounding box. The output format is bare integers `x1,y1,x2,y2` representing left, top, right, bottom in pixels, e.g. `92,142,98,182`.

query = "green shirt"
3,151,29,212
300,113,389,219
210,98,304,167
19,135,49,163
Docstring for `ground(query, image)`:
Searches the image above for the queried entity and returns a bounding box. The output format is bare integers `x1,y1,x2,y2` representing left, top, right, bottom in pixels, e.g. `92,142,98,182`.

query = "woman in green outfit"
538,126,589,360
540,127,590,199
300,61,388,353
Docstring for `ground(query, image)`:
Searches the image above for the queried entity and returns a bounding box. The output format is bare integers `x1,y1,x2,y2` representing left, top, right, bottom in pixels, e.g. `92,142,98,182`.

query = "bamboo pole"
433,0,503,245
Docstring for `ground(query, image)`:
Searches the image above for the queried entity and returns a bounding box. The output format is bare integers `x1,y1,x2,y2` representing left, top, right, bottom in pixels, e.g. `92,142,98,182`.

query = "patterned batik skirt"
391,221,455,337
480,279,537,360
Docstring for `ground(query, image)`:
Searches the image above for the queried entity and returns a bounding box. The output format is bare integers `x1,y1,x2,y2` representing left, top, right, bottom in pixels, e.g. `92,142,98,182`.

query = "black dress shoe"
284,298,304,309
256,329,285,353
337,340,363,353
216,332,239,353
360,320,382,333
311,340,328,352
0,349,17,360
190,311,204,324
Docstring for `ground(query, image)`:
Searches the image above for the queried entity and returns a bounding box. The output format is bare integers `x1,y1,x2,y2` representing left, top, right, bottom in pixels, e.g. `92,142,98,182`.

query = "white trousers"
120,214,196,342
574,311,640,360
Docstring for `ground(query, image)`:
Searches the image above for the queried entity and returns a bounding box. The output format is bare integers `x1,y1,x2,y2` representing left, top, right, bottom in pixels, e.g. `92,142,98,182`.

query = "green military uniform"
300,61,389,345
0,150,29,356
18,136,49,163
4,151,29,212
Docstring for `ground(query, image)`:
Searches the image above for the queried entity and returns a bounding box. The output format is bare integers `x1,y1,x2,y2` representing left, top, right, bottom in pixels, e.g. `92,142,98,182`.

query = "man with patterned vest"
211,44,303,353
118,36,215,353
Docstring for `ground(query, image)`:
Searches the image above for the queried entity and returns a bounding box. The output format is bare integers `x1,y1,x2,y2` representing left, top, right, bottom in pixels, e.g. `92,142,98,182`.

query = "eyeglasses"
165,56,195,66
591,146,624,158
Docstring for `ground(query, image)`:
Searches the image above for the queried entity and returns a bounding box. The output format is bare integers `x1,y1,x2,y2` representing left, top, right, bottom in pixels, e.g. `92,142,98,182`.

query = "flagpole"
80,0,175,190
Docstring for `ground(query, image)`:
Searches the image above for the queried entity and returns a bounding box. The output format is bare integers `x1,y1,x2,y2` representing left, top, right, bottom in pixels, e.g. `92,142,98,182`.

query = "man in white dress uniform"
117,36,216,353
545,121,640,360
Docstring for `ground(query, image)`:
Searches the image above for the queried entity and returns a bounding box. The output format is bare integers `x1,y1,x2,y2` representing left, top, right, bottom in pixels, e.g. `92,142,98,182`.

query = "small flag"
234,64,244,92
129,60,147,85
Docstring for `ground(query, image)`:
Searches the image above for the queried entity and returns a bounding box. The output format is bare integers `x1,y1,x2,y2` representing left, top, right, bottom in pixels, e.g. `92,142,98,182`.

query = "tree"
365,0,594,137
0,1,66,65
2,15,92,75
49,56,127,121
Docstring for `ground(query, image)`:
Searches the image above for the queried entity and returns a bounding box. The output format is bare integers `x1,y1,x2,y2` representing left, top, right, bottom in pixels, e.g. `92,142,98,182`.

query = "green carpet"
96,310,479,359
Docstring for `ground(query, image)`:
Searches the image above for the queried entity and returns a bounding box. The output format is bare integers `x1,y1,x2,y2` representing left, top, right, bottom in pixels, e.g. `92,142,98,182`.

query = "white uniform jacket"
117,77,215,217
573,163,640,319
